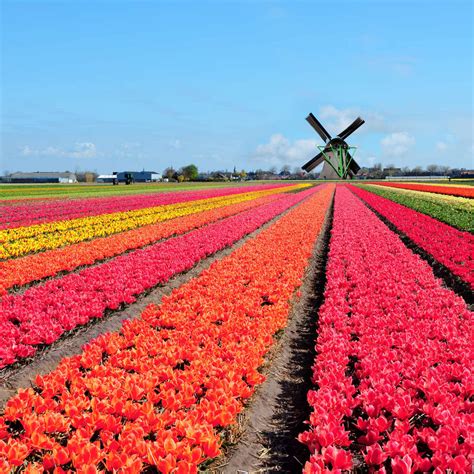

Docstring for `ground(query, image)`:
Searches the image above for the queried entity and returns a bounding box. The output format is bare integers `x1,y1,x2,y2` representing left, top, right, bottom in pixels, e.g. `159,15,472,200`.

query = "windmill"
302,113,365,179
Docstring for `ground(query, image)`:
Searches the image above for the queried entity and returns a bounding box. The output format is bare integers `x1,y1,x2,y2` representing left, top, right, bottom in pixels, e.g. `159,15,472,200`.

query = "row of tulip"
0,187,318,368
349,185,474,288
1,185,306,260
0,183,263,204
371,182,474,198
299,186,473,472
0,193,283,297
0,183,290,229
0,185,334,472
1,185,300,243
358,184,474,232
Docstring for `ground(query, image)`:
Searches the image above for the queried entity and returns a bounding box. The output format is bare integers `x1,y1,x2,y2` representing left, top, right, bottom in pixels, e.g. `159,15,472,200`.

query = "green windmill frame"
317,144,358,180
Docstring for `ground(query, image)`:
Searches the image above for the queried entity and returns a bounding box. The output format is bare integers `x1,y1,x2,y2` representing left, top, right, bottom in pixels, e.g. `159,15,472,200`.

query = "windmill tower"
302,113,365,179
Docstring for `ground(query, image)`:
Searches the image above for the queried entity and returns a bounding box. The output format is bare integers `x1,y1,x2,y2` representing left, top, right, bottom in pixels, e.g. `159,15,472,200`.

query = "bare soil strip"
216,195,334,473
353,192,473,307
0,196,311,410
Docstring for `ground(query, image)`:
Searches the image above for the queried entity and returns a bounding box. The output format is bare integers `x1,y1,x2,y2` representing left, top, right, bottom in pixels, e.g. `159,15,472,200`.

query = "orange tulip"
201,437,220,458
5,439,30,466
156,454,176,474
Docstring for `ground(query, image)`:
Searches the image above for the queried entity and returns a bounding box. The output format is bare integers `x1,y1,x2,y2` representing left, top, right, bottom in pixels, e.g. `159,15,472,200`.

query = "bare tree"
371,163,384,179
163,167,176,180
427,164,440,175
439,165,450,175
385,164,397,176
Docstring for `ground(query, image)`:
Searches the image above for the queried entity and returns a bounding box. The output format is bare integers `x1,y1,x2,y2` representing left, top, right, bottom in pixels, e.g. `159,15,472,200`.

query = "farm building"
5,171,77,183
118,171,162,182
96,174,116,183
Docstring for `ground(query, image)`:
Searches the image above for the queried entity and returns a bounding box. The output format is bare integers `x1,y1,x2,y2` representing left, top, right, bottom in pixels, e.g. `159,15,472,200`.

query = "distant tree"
384,164,397,177
401,166,411,176
412,166,423,176
163,167,176,180
280,165,291,175
427,164,440,175
180,164,198,181
269,166,277,175
439,165,450,175
371,163,384,179
255,169,265,180
239,169,247,179
177,174,185,183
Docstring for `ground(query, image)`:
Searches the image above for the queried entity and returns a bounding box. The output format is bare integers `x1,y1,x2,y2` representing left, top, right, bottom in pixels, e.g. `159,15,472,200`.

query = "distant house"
384,167,402,176
6,171,77,183
385,175,449,181
116,171,162,183
458,169,474,178
96,174,116,183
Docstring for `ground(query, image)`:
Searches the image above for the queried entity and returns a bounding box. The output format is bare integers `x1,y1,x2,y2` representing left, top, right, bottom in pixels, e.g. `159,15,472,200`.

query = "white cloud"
318,105,386,136
365,55,417,77
435,134,457,154
254,134,319,167
381,132,415,157
20,142,97,159
115,142,146,159
69,143,96,159
169,139,181,149
364,156,378,167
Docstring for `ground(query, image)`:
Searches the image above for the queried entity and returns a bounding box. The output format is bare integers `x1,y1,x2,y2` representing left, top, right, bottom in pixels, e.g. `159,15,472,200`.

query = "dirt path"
214,196,334,473
0,198,309,410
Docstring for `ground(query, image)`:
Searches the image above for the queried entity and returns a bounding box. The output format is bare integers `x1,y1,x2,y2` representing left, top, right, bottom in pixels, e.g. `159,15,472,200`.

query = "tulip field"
0,181,472,473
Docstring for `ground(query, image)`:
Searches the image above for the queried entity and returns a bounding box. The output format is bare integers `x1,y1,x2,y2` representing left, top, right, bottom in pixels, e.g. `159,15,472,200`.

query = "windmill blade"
302,151,325,172
346,152,361,174
338,117,365,140
306,113,331,143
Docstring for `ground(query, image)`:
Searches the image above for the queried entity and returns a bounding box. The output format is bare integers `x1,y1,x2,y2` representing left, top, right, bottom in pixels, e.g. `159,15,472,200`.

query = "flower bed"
357,184,474,232
0,183,292,230
349,185,474,288
299,186,473,472
0,185,305,259
0,185,334,472
0,193,284,296
371,182,474,198
0,187,318,368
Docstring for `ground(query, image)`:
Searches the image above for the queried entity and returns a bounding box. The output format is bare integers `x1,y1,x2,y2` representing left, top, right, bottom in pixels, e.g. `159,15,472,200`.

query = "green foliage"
180,164,199,181
357,185,474,232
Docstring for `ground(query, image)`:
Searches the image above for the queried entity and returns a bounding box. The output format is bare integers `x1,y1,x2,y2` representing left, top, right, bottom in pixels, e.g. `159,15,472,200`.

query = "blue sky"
1,0,473,174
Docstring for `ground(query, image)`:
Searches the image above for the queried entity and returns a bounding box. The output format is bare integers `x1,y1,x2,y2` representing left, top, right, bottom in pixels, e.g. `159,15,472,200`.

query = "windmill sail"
302,112,364,179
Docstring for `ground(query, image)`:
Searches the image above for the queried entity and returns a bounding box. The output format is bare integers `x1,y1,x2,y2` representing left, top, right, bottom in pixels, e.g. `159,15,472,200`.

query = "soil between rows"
209,192,334,473
0,193,313,410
